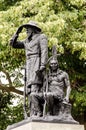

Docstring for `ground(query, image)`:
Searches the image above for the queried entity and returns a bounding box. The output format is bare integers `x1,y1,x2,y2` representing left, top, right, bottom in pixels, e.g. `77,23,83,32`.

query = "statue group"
10,21,78,124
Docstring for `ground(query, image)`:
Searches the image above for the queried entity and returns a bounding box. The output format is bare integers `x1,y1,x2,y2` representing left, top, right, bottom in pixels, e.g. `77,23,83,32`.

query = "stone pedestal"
7,121,84,130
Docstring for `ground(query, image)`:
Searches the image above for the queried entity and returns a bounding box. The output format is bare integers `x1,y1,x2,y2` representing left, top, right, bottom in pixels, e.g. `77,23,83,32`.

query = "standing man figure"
10,21,48,117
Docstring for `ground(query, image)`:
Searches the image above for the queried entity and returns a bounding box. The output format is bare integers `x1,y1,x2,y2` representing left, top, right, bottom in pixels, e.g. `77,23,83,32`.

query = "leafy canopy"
0,0,86,129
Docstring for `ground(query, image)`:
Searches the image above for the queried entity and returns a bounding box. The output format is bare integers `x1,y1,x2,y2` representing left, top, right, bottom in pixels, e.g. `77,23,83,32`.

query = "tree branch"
0,83,23,95
0,69,24,95
1,69,12,87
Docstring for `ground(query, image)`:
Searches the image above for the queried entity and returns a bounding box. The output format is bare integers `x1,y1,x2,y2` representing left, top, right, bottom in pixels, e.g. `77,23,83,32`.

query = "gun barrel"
23,65,28,119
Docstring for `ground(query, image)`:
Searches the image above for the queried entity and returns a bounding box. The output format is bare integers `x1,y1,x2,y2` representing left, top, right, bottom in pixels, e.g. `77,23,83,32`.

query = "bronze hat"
22,21,41,32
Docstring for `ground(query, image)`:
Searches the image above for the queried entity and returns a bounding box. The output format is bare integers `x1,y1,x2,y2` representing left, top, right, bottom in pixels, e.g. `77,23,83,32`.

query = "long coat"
10,33,48,87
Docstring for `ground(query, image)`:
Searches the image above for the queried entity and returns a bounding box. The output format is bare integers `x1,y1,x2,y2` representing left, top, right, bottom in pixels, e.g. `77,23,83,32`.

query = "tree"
0,0,86,129
0,91,24,130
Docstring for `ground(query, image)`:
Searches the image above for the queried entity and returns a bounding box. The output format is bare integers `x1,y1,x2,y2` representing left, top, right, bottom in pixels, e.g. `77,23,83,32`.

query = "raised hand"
16,25,23,35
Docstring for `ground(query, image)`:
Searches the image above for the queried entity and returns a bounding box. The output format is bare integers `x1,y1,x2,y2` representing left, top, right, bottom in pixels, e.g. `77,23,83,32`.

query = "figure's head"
26,27,34,37
23,21,41,36
49,58,59,71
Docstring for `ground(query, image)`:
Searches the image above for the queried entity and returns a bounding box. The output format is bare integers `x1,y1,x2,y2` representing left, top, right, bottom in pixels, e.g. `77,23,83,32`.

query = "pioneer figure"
10,21,48,117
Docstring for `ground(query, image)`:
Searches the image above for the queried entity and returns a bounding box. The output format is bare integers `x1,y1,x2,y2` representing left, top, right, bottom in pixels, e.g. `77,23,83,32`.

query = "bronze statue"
10,21,48,118
10,22,78,123
42,46,78,124
45,46,71,116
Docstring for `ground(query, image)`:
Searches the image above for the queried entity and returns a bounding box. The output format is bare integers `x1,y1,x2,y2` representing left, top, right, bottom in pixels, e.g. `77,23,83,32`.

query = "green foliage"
0,0,86,70
0,0,86,128
0,0,22,11
0,91,12,109
0,91,24,130
70,88,86,116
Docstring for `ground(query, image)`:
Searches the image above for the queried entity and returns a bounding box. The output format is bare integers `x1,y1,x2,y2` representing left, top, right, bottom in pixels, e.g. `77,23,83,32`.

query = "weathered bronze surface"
10,21,78,124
